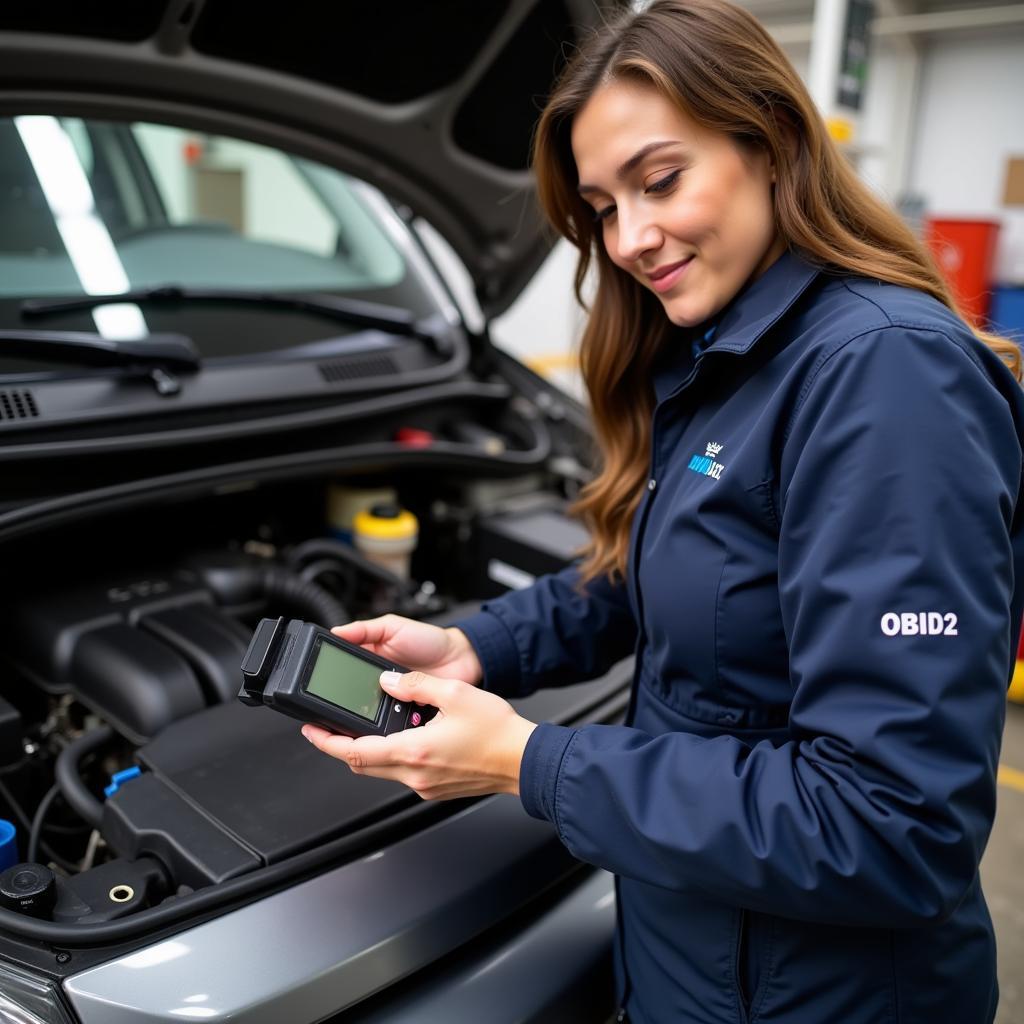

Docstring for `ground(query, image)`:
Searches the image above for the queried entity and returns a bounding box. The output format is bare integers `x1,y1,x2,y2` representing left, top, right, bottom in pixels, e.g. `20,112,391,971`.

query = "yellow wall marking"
826,116,855,144
1008,662,1024,703
998,764,1024,793
524,352,579,376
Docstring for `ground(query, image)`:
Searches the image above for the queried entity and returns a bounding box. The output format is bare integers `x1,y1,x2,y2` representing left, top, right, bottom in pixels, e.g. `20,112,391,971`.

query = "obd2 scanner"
238,617,437,737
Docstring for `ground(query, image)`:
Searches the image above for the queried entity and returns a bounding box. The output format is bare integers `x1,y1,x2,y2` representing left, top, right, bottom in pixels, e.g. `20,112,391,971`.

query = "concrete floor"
987,702,1024,1024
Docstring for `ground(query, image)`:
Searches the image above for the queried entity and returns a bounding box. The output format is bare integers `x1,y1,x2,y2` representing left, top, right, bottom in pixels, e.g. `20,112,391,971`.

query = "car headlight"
0,959,77,1024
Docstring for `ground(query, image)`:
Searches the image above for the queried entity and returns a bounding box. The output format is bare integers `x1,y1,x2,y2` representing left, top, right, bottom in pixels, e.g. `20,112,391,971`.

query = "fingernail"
380,670,401,687
301,727,314,742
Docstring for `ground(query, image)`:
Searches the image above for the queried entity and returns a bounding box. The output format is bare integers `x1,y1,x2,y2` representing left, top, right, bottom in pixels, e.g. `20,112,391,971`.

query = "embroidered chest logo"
687,441,726,480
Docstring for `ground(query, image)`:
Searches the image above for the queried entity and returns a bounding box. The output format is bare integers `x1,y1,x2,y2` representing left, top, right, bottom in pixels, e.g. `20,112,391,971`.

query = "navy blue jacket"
459,251,1024,1024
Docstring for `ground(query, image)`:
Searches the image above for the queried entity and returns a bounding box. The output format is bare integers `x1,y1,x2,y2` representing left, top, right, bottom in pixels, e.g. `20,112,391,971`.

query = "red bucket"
924,218,1000,325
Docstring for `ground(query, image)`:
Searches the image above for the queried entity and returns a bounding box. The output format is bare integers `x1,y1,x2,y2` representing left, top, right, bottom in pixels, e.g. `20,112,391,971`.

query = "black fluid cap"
0,863,56,918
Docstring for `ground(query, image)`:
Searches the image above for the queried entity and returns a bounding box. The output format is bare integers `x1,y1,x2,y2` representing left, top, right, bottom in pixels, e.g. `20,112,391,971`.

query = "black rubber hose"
191,557,349,629
298,557,352,586
298,557,358,607
260,566,347,628
54,726,112,832
26,784,61,864
285,537,413,593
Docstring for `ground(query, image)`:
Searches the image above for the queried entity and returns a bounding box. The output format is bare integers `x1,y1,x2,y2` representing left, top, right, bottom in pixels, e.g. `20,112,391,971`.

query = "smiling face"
571,77,785,328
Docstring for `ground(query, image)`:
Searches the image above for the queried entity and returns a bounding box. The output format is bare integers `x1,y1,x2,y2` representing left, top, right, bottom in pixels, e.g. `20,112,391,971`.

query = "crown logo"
704,441,724,458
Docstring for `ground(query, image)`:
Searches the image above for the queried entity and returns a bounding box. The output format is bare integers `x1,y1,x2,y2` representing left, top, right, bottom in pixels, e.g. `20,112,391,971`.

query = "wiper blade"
21,286,421,338
0,329,200,370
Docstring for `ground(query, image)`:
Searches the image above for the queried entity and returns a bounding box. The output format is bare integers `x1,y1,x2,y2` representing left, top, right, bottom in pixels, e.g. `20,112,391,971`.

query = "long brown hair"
533,0,1020,584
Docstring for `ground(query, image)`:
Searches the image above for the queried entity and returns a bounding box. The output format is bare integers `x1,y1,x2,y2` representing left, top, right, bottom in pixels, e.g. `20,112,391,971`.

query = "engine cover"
106,701,412,884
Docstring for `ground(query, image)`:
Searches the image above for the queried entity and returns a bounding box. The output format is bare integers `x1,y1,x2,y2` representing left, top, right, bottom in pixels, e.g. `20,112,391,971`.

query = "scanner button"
410,712,422,727
393,703,403,714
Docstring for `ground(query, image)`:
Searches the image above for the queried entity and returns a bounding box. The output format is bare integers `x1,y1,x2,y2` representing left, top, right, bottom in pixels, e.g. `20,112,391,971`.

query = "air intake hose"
188,554,348,628
55,725,113,831
259,566,347,628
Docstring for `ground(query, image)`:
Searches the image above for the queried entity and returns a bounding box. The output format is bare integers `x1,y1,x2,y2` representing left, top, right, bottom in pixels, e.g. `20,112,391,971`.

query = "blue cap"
0,819,17,871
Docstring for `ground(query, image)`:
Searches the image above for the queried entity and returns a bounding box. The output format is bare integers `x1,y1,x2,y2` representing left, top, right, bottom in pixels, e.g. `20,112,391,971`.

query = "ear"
758,142,778,186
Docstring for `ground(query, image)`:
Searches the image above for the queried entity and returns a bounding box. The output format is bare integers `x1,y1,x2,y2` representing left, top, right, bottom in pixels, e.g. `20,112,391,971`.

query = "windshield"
0,116,440,357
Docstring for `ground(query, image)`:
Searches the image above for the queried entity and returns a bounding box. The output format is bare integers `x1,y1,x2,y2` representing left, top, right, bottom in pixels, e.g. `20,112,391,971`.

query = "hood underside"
0,0,627,317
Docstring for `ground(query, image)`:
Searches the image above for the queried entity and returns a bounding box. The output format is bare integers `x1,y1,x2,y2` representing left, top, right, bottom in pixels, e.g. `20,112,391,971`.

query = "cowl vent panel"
318,355,398,384
0,389,39,421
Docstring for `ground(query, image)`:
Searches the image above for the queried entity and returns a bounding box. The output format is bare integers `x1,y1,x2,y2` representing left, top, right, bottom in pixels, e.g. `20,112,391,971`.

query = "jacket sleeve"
455,564,638,698
518,325,1024,927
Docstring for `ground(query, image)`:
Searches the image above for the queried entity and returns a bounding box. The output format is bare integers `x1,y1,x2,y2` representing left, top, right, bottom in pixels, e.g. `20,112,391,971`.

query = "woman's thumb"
379,669,444,706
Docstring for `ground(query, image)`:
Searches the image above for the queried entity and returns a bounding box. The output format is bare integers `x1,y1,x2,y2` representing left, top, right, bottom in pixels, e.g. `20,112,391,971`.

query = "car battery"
474,502,590,598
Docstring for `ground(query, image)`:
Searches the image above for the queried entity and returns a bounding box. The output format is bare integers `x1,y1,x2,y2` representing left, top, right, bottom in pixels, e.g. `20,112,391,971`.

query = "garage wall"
905,28,1024,282
134,125,336,255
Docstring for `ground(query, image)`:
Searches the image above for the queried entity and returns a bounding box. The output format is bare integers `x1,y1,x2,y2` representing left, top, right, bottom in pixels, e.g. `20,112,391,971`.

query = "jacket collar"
707,248,820,356
652,249,820,403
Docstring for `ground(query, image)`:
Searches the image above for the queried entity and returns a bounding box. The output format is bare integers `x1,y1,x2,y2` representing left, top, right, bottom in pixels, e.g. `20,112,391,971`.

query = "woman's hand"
301,670,537,800
331,615,484,685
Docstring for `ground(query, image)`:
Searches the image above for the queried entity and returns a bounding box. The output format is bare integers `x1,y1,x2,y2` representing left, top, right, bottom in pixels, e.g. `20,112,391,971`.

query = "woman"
303,1,1024,1020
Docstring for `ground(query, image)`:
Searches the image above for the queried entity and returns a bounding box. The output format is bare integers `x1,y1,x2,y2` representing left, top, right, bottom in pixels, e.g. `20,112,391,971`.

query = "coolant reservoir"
352,504,419,580
326,483,397,543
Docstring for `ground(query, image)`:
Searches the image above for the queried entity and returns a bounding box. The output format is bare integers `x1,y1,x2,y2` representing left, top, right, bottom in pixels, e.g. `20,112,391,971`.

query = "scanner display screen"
305,641,385,721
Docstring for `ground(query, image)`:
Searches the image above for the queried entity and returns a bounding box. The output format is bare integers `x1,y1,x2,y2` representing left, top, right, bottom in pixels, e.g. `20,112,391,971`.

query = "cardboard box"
1003,156,1024,206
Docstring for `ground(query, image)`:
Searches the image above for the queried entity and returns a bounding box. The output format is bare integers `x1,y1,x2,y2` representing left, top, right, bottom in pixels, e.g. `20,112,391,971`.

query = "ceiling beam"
769,2,1024,42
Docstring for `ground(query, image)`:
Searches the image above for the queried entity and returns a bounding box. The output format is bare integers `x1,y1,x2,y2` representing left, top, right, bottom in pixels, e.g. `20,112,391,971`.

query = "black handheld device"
238,617,437,737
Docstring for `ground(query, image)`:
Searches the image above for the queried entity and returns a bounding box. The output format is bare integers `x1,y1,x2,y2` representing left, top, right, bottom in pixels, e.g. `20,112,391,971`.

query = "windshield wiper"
21,286,424,339
0,329,200,395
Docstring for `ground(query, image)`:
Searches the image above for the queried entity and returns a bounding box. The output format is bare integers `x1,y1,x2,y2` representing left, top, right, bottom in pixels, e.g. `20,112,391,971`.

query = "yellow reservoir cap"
353,505,418,541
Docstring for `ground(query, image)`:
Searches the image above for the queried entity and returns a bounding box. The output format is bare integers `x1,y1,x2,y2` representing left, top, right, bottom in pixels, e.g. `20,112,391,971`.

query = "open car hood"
0,0,626,318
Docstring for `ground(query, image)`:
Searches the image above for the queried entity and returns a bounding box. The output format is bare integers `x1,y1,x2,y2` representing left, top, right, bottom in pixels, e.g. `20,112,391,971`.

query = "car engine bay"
0,460,603,932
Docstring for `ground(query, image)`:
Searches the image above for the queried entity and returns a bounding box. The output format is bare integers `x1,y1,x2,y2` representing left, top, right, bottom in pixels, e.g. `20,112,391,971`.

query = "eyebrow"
577,140,682,195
